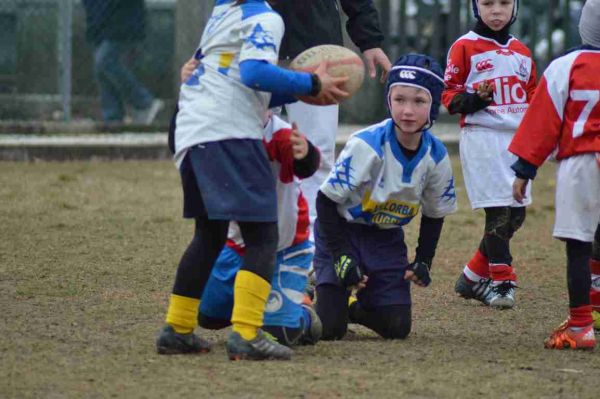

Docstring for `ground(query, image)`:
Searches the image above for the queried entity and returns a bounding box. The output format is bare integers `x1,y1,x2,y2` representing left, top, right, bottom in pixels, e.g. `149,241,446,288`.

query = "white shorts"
285,101,339,239
553,153,600,242
459,126,531,209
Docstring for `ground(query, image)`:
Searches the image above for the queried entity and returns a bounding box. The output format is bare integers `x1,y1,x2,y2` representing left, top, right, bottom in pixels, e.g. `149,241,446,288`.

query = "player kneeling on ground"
509,0,600,350
313,54,457,340
198,111,322,347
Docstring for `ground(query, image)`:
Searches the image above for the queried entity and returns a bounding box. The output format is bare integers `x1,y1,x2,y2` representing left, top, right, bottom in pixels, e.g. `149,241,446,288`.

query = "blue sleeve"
511,157,538,180
240,60,313,96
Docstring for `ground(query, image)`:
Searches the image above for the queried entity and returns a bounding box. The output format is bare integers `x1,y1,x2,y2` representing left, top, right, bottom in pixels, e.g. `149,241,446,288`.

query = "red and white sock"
590,259,600,312
462,249,489,282
489,263,517,286
568,305,594,328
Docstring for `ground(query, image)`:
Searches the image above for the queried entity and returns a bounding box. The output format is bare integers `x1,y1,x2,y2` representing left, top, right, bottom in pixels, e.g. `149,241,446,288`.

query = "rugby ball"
290,44,365,106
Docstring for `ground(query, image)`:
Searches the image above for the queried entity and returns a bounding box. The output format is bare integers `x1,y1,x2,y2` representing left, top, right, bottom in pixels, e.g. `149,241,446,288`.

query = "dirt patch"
0,159,598,398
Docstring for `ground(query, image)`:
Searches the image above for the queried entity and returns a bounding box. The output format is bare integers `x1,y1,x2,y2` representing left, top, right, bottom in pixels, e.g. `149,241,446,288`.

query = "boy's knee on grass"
380,317,411,340
320,321,348,341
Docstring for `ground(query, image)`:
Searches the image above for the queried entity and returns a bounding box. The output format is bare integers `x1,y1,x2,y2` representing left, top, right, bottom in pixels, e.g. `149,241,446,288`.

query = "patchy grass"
0,159,598,398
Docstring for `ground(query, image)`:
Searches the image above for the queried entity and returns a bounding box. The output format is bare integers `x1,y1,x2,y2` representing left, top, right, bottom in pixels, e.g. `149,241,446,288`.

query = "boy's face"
477,0,514,31
389,85,431,134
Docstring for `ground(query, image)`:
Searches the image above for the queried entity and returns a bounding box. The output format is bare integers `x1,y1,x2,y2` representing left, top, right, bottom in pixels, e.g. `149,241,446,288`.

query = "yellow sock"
348,294,357,308
165,294,200,334
231,270,271,341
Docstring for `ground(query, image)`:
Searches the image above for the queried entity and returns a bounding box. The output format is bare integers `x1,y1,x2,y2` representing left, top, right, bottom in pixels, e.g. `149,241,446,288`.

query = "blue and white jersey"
321,119,457,228
174,0,284,166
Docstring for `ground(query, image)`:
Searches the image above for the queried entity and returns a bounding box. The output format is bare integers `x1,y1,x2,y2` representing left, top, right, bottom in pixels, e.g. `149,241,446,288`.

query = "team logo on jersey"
348,191,419,226
516,58,529,79
440,178,456,202
265,291,283,313
444,63,460,80
328,156,357,191
364,198,419,225
490,76,528,105
246,23,277,52
475,59,494,73
592,277,600,291
476,76,528,106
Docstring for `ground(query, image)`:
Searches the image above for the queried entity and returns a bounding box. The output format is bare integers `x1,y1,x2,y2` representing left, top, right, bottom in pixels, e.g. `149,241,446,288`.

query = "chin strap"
392,119,433,134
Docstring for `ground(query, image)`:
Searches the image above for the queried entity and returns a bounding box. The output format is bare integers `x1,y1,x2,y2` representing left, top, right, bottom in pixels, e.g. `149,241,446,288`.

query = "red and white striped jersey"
227,115,311,253
442,31,537,130
509,48,600,165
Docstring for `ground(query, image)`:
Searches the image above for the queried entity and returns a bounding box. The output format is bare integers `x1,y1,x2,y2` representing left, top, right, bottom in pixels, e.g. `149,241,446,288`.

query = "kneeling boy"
314,54,457,340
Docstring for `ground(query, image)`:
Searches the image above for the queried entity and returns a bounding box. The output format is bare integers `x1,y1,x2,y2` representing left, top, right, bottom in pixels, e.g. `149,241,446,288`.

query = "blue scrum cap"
385,54,445,125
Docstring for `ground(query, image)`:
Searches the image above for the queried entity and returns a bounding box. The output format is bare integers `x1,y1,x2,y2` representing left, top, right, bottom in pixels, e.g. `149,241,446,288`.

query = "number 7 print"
570,89,600,138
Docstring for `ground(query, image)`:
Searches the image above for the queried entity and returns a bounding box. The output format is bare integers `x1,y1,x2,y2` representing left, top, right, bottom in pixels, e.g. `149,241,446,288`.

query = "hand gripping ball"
290,44,365,106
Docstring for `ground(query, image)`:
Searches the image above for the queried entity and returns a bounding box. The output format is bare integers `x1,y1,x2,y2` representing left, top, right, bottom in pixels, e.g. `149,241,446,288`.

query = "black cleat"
454,273,493,305
299,304,323,345
156,325,211,355
226,330,293,361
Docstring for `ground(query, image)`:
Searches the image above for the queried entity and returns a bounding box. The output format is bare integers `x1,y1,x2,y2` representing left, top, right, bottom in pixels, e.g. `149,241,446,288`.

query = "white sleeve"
320,136,381,203
239,12,283,64
420,155,458,218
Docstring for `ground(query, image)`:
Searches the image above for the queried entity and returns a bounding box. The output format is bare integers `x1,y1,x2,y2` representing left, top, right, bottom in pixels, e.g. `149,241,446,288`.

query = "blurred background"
0,0,586,129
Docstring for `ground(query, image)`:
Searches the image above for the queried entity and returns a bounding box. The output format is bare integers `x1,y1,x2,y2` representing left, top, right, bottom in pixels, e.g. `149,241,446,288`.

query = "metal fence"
379,0,584,68
0,0,586,125
0,0,176,124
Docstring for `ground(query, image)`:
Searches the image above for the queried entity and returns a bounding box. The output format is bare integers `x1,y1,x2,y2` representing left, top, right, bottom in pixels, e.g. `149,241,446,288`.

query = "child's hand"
476,81,494,102
334,254,365,288
180,57,199,83
512,177,529,204
290,122,309,160
404,260,431,287
313,60,350,104
355,274,369,292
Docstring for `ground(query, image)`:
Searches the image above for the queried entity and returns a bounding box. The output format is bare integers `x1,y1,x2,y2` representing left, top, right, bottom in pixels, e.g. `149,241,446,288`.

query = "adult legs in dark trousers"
93,39,162,124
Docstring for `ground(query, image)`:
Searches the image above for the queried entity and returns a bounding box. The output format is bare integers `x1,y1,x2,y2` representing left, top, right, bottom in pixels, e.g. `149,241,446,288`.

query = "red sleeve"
265,128,295,183
442,41,470,112
526,59,537,101
509,76,562,166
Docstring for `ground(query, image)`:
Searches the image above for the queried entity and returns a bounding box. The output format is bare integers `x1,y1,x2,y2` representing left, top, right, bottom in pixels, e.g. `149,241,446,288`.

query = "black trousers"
316,284,411,340
172,217,278,299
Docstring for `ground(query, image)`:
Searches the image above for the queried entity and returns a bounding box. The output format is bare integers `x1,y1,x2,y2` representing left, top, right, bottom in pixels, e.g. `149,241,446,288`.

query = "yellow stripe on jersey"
361,191,419,225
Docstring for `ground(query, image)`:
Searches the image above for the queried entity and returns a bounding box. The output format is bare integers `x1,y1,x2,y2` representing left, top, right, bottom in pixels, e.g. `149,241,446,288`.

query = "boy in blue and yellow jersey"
314,54,457,340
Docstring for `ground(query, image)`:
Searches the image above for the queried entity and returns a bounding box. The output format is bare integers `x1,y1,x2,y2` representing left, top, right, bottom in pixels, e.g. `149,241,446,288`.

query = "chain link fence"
379,0,585,69
0,0,587,126
0,0,178,125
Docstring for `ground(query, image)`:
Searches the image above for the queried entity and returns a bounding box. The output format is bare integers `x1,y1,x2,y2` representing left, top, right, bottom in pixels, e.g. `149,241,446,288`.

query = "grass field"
1,157,599,398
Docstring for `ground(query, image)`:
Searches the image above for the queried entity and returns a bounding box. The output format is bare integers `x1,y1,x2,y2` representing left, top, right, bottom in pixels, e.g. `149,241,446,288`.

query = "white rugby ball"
290,44,365,105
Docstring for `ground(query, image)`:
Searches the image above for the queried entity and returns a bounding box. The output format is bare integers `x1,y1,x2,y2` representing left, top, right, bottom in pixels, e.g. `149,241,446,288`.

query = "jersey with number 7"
509,48,600,164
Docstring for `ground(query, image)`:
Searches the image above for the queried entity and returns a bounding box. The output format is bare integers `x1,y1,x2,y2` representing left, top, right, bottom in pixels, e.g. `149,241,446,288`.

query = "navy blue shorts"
180,139,277,222
313,222,410,307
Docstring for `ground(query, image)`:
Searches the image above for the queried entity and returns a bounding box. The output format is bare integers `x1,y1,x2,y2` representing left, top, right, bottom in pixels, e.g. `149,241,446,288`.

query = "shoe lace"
493,280,515,296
